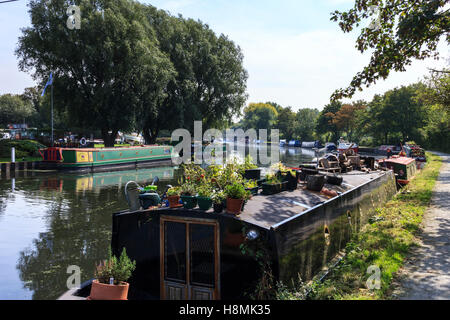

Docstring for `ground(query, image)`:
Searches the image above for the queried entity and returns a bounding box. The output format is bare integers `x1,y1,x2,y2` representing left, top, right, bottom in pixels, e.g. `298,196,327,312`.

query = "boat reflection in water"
39,167,176,193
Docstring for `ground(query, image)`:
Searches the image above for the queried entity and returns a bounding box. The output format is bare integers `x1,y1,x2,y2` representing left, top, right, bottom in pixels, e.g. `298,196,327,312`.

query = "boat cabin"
378,156,417,185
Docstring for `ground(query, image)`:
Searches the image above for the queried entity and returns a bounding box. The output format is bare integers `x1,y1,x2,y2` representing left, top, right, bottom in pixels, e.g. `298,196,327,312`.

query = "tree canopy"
331,0,450,100
16,0,248,146
0,94,36,127
242,103,278,132
140,6,248,143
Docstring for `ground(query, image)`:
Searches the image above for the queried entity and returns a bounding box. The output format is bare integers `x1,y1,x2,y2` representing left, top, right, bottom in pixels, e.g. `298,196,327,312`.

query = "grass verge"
280,152,443,300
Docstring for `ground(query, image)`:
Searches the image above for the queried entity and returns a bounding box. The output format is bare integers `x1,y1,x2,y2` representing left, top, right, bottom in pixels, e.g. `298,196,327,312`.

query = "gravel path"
397,152,450,300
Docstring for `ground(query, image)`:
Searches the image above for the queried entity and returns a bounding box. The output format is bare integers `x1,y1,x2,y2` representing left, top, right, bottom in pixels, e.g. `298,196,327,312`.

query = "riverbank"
278,152,442,300
394,152,450,300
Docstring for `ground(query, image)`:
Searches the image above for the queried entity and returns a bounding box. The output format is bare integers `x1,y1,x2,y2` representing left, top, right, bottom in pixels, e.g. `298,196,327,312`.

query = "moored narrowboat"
378,156,417,185
39,145,174,172
60,168,397,300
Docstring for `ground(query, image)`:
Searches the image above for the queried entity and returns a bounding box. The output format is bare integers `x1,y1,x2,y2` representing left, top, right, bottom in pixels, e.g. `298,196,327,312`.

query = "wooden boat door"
160,216,220,300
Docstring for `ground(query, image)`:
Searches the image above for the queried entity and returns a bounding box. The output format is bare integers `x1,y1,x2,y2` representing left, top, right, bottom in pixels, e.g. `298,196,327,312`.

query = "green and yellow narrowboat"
39,145,174,172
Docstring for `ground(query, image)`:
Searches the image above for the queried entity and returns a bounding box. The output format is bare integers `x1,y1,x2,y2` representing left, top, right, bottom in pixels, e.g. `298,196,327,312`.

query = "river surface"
0,146,316,300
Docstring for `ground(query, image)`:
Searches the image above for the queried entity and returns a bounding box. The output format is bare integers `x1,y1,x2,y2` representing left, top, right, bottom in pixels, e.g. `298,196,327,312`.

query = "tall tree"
140,6,248,143
242,103,278,131
16,0,173,146
326,103,365,142
276,106,296,141
418,69,450,111
331,0,450,100
316,101,342,142
0,94,36,127
295,108,320,141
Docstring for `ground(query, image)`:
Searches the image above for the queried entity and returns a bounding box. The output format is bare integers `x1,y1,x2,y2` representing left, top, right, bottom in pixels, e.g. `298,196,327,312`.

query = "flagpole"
51,80,54,147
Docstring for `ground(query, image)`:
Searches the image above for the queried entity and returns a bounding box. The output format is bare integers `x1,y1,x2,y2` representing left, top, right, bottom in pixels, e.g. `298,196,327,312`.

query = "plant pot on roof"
261,174,287,195
167,187,183,208
276,168,299,191
244,180,259,196
225,183,250,215
212,190,226,214
88,248,136,301
180,183,198,209
196,185,213,211
241,155,261,180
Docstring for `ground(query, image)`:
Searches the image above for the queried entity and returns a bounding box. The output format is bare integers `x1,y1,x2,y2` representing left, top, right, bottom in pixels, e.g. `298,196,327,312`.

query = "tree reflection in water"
13,167,179,300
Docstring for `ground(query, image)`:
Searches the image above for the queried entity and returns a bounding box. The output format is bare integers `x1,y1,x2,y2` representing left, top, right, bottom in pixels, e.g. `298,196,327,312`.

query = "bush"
225,183,247,200
0,139,46,159
95,248,136,285
167,187,180,196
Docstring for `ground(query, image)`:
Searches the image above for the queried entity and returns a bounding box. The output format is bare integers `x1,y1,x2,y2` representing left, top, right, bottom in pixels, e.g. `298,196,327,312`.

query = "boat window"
164,222,187,283
190,224,215,287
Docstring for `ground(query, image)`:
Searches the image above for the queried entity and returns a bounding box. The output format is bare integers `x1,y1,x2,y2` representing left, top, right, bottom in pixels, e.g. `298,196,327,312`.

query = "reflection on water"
0,147,314,300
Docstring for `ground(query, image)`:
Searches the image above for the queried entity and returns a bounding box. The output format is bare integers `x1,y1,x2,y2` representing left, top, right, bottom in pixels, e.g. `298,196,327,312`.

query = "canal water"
0,146,315,300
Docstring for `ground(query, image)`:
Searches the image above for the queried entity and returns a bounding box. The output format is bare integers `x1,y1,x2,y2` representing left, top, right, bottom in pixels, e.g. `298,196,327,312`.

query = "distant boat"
280,140,287,147
301,141,322,148
288,140,302,147
122,133,145,145
325,143,337,151
338,142,359,154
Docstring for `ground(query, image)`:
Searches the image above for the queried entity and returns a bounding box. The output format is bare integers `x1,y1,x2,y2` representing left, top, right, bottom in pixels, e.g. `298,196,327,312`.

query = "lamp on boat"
246,229,259,241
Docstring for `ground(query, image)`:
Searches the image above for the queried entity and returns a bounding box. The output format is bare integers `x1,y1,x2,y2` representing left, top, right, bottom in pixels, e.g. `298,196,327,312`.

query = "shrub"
167,187,180,196
95,248,136,285
225,182,248,200
180,183,197,196
197,185,213,198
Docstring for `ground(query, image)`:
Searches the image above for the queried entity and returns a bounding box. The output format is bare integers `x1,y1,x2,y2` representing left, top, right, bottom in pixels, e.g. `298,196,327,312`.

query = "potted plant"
241,155,261,180
272,162,299,191
261,174,287,195
167,187,182,208
196,185,214,211
212,190,226,213
224,183,250,215
88,248,136,300
180,183,198,209
244,180,259,196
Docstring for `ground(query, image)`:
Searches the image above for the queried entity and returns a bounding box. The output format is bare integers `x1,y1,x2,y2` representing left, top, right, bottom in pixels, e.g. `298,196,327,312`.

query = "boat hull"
40,145,174,172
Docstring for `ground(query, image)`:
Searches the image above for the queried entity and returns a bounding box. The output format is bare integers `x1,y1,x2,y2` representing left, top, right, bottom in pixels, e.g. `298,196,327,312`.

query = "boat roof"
42,145,168,152
379,157,415,165
237,170,388,230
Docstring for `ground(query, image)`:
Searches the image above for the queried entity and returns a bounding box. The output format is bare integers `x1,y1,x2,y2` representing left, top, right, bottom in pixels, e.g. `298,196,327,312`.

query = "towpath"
396,152,450,300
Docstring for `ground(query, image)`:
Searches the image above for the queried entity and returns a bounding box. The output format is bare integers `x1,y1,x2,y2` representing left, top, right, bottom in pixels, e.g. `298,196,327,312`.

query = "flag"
41,72,53,97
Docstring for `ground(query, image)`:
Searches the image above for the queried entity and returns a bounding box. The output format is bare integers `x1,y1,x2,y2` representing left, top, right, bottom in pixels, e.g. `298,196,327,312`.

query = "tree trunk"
143,126,159,145
101,129,118,147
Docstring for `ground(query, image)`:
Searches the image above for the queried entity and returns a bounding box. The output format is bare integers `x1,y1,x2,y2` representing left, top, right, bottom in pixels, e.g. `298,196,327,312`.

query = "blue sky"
0,0,448,110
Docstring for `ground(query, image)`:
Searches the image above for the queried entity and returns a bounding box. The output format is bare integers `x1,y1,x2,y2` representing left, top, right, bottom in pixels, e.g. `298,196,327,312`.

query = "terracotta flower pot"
88,280,129,300
168,195,181,208
226,198,244,215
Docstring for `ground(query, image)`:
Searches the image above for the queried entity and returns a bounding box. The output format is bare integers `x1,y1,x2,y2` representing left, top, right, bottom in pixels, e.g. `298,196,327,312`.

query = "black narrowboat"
59,169,396,300
106,170,396,300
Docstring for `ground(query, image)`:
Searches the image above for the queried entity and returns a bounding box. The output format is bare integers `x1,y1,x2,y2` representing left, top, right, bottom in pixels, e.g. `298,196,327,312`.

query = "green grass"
279,152,443,300
0,139,46,160
0,157,42,163
94,144,131,148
